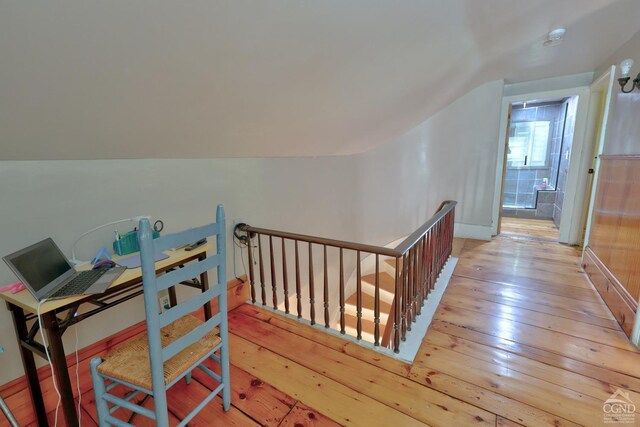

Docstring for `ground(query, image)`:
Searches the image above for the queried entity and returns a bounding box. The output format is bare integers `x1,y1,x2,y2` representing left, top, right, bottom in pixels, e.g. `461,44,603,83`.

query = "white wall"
355,80,505,243
0,158,359,383
594,30,640,83
503,72,594,97
0,80,504,384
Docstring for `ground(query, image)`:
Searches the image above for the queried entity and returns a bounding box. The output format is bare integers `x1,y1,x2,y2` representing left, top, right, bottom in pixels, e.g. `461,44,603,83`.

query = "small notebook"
118,252,169,269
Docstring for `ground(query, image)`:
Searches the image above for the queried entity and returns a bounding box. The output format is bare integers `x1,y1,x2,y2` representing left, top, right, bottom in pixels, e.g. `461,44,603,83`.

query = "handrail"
238,226,399,257
238,200,456,353
239,200,457,258
393,200,456,255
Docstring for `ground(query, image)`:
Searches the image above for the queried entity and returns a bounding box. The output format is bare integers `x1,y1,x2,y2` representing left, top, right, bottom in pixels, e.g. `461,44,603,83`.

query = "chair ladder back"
138,205,226,397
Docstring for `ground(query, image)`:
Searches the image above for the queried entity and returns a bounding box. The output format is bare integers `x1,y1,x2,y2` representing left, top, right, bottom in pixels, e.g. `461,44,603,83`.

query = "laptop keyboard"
50,269,108,298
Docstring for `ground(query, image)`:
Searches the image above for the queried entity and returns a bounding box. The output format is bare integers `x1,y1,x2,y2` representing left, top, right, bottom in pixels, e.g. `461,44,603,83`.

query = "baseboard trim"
454,223,492,240
582,248,636,337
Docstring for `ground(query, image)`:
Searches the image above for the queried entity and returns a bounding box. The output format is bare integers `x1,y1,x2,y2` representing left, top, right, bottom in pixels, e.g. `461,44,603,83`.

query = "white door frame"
491,86,591,244
582,65,616,250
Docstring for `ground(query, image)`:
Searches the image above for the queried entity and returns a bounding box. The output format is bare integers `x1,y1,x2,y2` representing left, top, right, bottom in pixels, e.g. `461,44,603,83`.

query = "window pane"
530,122,549,166
508,123,532,167
508,121,549,168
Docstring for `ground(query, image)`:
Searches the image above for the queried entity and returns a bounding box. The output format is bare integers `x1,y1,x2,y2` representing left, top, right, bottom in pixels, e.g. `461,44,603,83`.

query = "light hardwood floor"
500,217,560,241
2,235,638,426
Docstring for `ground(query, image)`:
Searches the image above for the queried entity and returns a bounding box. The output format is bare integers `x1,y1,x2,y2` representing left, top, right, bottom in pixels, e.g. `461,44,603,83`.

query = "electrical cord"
232,231,250,283
233,240,248,282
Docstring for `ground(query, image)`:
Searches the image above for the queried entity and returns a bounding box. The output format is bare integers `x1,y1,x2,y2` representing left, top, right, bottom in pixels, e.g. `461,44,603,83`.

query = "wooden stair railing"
237,200,456,353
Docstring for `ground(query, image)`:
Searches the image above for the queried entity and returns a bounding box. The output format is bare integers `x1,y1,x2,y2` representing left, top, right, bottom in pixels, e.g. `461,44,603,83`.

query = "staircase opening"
234,201,457,362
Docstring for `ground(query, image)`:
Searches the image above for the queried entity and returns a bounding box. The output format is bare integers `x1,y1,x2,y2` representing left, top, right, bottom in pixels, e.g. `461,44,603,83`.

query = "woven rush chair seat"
97,315,221,390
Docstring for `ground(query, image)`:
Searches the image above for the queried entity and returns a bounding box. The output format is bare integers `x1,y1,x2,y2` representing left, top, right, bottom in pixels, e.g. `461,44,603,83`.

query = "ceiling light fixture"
618,58,640,93
543,28,566,47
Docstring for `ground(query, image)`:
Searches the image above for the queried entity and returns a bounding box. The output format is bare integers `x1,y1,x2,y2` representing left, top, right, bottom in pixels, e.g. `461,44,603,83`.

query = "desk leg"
7,304,47,426
200,254,212,320
168,286,177,308
43,313,78,427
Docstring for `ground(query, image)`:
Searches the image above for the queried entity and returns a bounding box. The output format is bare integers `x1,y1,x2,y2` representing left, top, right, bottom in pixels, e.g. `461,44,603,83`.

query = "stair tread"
361,272,396,293
384,258,403,269
344,313,387,339
345,292,392,312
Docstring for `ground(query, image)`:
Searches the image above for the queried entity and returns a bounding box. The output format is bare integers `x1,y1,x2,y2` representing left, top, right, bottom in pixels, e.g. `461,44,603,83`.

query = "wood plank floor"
2,235,639,426
500,217,560,241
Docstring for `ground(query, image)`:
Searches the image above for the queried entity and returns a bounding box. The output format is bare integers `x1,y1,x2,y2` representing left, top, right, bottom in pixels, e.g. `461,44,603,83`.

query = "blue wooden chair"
90,205,230,426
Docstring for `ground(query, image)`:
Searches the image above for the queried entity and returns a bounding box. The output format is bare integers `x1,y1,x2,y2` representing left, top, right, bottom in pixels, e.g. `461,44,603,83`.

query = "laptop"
3,238,126,301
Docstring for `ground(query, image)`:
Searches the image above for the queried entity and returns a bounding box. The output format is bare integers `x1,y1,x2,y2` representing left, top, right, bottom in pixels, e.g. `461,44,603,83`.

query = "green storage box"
113,229,161,256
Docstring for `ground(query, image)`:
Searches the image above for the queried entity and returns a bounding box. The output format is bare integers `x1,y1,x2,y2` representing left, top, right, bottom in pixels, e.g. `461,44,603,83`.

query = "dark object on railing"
238,200,456,353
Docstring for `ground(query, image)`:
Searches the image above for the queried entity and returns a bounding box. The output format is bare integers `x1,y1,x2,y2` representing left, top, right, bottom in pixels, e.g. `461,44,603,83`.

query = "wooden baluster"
450,209,455,257
445,212,450,260
339,248,345,334
413,245,419,320
308,242,316,325
356,250,362,340
452,207,456,257
323,245,329,328
401,253,408,340
257,235,266,306
415,240,422,316
431,227,437,291
247,232,256,304
374,254,380,346
441,216,445,266
406,249,413,330
427,230,432,294
441,218,446,268
435,221,440,275
281,238,290,314
422,235,428,301
295,240,302,319
438,221,443,275
393,257,402,352
269,236,277,309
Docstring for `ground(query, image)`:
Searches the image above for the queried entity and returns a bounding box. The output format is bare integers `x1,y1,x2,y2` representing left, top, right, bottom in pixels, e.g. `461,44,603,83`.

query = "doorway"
499,96,579,241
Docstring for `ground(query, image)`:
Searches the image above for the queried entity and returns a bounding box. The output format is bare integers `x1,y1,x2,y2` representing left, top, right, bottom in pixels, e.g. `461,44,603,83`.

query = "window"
508,121,550,167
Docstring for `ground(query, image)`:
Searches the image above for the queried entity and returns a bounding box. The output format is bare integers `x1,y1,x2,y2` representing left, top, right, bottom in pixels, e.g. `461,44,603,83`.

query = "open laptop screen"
4,238,73,293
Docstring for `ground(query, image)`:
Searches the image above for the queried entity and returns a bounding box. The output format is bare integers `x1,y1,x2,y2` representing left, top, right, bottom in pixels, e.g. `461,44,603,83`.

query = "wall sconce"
618,58,640,93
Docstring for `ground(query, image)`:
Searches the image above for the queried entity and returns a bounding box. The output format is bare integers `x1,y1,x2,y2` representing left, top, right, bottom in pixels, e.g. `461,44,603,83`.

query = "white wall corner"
454,223,492,241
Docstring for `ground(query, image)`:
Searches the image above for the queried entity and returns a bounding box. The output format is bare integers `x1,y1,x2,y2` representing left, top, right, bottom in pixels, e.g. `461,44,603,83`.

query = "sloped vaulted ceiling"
1,0,639,160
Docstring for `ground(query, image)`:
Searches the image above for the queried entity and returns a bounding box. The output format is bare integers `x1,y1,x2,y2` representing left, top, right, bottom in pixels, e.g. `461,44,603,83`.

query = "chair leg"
90,358,110,427
185,371,192,385
220,342,231,411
